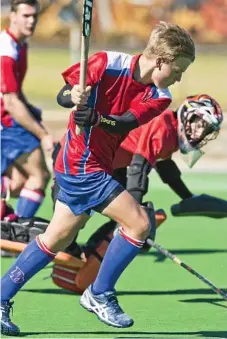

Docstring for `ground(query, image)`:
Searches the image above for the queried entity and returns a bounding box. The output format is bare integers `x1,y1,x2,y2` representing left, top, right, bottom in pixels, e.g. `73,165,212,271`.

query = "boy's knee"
42,169,51,186
29,168,50,189
137,213,151,238
10,182,25,197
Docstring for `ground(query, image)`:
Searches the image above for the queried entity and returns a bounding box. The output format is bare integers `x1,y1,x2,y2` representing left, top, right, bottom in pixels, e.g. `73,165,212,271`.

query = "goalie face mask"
177,94,223,168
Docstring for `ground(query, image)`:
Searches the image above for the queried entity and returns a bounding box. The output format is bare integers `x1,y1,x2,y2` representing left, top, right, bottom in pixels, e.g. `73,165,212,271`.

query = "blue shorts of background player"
1,125,40,175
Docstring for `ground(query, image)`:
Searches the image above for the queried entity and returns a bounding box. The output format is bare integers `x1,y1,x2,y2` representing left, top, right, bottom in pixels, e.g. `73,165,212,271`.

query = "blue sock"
16,188,44,218
1,236,56,301
92,228,144,294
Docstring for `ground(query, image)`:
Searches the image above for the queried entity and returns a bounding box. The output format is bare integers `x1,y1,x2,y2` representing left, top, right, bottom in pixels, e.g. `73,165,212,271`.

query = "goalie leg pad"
171,194,227,218
52,264,84,294
51,209,168,292
52,232,113,294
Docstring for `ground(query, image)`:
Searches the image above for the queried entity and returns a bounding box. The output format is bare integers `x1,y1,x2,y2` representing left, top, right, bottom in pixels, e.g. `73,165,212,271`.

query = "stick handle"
146,238,227,300
75,35,90,135
0,239,83,268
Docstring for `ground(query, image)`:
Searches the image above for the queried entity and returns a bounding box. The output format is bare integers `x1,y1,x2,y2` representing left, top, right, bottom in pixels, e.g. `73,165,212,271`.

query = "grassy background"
24,48,227,111
2,172,227,338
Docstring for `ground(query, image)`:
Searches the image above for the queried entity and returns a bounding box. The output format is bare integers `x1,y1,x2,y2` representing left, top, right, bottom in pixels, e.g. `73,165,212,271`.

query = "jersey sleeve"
62,51,108,87
0,56,19,93
129,87,172,126
129,97,172,126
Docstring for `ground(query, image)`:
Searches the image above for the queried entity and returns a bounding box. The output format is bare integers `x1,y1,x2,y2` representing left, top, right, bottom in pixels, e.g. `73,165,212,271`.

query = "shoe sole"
80,293,134,328
1,323,20,336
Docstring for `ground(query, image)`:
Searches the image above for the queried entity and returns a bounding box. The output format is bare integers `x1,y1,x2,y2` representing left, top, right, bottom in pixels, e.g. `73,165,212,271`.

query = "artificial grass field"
1,172,227,338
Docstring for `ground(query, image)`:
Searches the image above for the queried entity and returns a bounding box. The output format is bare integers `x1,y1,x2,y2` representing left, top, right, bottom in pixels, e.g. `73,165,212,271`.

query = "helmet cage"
183,110,220,149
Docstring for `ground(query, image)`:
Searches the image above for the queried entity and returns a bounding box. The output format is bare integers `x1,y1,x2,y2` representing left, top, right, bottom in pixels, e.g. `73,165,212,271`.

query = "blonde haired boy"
1,21,195,335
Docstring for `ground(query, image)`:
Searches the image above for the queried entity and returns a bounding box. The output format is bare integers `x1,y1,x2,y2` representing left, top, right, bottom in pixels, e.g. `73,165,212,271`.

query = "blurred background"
1,4,227,328
1,0,227,171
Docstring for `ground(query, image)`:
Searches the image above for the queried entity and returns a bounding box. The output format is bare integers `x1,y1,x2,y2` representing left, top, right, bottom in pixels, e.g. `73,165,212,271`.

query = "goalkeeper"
49,93,227,294
51,93,226,255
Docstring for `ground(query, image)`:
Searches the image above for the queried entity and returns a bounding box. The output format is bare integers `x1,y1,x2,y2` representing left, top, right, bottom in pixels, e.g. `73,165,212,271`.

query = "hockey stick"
0,239,84,269
146,238,227,300
76,0,94,135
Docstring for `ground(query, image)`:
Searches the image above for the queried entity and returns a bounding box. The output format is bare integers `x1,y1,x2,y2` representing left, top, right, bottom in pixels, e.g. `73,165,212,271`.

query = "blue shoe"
1,301,20,336
80,285,134,328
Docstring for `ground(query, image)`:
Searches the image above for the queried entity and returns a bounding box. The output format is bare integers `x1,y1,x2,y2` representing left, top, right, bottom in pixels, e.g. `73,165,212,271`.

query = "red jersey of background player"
113,109,179,169
55,51,172,176
0,29,27,128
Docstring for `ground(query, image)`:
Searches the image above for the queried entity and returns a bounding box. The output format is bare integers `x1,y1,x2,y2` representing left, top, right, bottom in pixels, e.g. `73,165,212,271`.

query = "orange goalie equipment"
52,231,113,294
52,209,166,294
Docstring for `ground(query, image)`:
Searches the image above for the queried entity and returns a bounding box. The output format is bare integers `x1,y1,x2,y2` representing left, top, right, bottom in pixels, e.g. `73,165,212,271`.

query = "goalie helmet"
177,94,223,167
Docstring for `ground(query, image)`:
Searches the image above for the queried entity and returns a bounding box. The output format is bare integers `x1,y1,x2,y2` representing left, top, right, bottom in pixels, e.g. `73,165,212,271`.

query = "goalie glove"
171,193,227,218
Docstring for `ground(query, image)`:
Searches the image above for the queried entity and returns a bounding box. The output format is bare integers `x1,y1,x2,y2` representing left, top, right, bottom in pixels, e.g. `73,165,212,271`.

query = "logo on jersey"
10,266,25,284
100,115,116,126
63,90,71,96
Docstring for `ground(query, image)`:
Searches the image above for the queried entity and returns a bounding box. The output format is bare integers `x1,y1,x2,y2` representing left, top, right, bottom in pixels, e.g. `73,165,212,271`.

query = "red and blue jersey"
55,51,172,175
113,109,179,169
0,29,28,128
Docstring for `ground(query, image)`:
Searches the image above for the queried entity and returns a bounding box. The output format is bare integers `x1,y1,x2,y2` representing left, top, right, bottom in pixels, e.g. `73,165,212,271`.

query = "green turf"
1,173,227,338
24,48,227,110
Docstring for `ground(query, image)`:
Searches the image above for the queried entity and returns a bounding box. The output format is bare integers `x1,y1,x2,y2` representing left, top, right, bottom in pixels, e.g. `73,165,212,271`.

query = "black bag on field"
1,217,49,243
171,194,227,219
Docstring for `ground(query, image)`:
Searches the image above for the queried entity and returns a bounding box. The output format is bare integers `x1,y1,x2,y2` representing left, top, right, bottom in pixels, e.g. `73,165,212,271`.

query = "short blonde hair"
143,21,195,62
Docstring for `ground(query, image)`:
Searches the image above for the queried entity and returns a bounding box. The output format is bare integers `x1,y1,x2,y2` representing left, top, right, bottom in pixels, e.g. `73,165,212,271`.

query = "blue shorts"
1,125,40,175
55,170,124,216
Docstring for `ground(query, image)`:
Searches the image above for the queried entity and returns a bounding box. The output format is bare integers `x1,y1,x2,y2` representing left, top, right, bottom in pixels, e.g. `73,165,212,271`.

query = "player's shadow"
139,248,227,262
180,297,227,309
20,330,227,338
22,287,227,297
116,288,227,296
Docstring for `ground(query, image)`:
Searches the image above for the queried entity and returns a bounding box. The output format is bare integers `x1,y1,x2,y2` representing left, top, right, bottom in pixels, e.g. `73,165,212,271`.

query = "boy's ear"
156,57,170,70
156,57,164,70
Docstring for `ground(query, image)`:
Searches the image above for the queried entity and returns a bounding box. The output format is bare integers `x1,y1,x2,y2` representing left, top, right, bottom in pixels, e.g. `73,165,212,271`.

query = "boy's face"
10,4,39,38
152,57,192,88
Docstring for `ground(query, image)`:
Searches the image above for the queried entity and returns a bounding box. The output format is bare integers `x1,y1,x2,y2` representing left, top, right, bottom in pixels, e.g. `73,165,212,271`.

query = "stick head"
82,0,93,37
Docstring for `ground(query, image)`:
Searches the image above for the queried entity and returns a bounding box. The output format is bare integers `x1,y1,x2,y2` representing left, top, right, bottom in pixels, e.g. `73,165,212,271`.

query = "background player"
0,0,54,223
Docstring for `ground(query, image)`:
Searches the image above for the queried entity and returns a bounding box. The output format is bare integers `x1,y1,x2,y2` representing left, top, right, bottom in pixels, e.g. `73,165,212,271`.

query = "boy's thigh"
42,199,90,251
102,189,146,229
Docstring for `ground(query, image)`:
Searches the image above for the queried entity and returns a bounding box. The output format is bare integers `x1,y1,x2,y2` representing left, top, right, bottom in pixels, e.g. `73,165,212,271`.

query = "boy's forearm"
4,94,47,139
98,111,139,134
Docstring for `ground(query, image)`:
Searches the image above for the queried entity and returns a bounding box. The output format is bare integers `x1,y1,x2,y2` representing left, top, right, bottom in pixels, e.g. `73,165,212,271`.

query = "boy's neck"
8,24,26,43
133,54,156,85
